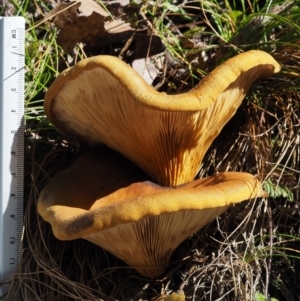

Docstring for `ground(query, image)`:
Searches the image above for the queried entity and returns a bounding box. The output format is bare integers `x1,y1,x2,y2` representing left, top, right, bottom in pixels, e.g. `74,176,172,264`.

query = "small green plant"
263,179,294,202
255,292,279,301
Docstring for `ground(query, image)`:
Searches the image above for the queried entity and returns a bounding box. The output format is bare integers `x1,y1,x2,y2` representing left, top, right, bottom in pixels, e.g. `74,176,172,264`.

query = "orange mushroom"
44,50,280,186
39,50,279,278
38,148,265,278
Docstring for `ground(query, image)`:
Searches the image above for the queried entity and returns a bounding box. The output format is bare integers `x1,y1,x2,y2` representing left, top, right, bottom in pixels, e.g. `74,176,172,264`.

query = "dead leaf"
76,0,108,16
132,58,160,85
44,0,140,52
105,18,134,34
43,0,108,52
44,0,165,61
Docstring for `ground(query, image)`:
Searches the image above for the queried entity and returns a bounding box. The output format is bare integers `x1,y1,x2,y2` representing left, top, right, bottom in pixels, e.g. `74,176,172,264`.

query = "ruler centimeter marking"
0,16,25,297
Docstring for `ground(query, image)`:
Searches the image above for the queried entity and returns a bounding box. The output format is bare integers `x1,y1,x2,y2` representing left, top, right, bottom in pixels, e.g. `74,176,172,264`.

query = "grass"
1,0,300,300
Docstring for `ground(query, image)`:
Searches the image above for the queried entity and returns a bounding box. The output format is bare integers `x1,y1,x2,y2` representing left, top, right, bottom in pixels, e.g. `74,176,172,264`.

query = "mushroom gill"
38,148,265,278
44,50,281,186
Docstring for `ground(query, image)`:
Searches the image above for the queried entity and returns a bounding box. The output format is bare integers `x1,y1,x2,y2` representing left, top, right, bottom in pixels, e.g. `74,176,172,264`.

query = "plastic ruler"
0,16,25,297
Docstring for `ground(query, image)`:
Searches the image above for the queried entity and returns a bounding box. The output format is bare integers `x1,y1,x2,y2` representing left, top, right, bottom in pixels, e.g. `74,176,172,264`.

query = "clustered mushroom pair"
39,50,280,278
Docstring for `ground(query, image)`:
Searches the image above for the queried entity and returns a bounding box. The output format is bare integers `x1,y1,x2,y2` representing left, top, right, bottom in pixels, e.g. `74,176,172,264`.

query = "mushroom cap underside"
83,206,230,278
38,148,264,278
38,148,264,240
43,51,280,187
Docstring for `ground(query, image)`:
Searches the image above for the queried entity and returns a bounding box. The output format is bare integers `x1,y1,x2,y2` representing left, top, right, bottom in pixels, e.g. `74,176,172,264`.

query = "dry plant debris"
42,0,165,80
46,0,109,52
2,0,300,300
44,0,165,58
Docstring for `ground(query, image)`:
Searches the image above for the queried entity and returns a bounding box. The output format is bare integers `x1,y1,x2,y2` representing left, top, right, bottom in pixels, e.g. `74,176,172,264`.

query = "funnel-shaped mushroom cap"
44,50,280,186
38,148,265,278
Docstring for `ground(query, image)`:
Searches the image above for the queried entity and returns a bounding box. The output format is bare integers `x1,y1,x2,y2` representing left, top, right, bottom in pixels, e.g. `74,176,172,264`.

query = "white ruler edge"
0,16,25,298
